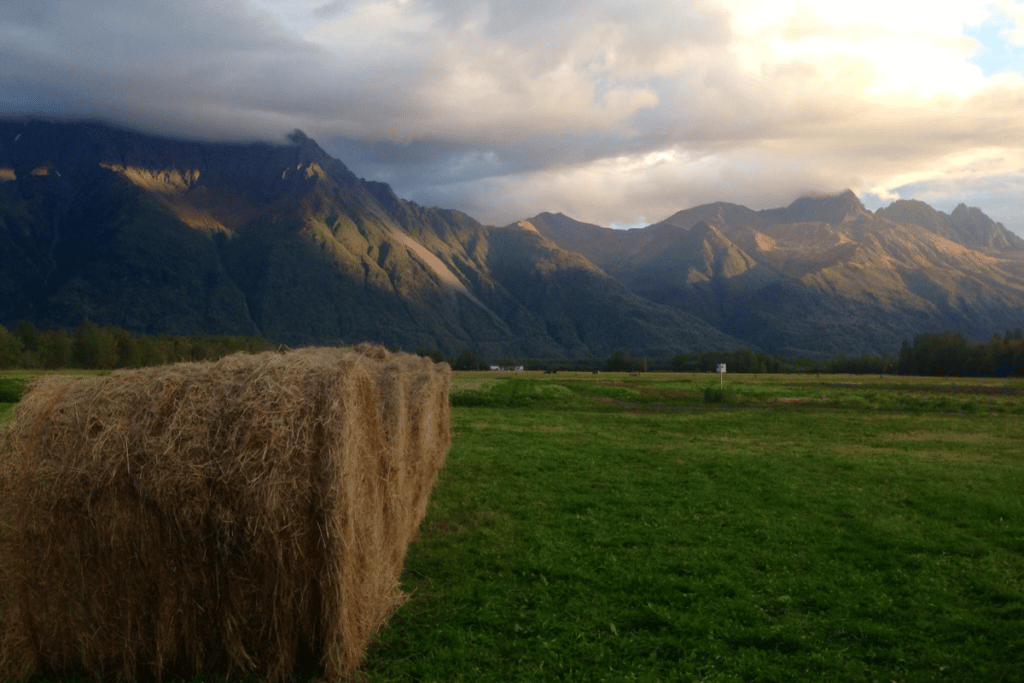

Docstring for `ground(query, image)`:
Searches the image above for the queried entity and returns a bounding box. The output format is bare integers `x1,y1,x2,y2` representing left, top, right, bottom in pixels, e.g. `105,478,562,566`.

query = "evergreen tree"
605,348,638,372
897,340,913,375
452,348,485,371
40,330,73,369
0,326,24,369
111,327,142,368
16,321,40,353
72,321,118,369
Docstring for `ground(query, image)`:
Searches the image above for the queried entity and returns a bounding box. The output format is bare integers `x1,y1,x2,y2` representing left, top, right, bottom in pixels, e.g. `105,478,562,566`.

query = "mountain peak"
949,203,1024,251
770,189,870,225
655,201,762,231
287,129,313,145
876,199,949,232
281,129,359,186
536,211,572,221
951,203,987,224
879,199,1024,251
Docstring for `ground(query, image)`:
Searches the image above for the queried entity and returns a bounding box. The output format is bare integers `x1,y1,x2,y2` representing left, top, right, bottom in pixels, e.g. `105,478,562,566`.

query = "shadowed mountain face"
0,119,745,357
524,192,1024,356
3,119,1022,358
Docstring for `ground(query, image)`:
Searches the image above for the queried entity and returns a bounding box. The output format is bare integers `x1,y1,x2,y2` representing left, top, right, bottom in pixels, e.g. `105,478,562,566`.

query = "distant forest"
0,321,278,371
673,329,1024,377
1,321,1023,378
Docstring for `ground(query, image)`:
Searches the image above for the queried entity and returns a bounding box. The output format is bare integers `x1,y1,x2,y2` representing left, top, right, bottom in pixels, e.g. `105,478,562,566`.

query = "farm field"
1,370,1022,681
362,372,1024,682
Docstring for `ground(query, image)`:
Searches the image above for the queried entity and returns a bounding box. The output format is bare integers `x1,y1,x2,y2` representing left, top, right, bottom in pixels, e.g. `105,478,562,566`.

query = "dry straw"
0,344,450,681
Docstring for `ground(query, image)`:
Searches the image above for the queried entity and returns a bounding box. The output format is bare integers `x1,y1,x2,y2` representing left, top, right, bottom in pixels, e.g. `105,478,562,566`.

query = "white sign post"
716,363,726,389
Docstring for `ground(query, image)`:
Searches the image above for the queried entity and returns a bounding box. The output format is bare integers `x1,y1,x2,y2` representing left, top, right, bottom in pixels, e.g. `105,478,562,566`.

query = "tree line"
0,321,277,370
444,329,1024,378
3,321,1023,378
895,329,1024,377
665,330,1024,378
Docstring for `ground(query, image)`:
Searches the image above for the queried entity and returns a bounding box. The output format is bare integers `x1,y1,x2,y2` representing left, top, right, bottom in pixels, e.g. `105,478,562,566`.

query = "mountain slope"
0,119,747,357
529,192,1024,355
0,152,258,336
5,118,1022,358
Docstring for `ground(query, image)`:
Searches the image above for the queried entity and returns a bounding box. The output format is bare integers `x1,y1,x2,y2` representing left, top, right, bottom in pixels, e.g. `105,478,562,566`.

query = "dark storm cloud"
1,0,317,139
0,0,440,141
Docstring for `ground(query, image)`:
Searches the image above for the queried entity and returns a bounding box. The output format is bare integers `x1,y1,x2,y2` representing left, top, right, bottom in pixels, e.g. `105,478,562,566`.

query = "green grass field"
1,371,1021,681
361,372,1023,682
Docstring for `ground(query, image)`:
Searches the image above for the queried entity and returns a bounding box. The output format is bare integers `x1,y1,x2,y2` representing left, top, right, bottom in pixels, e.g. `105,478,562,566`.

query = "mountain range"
2,118,1022,358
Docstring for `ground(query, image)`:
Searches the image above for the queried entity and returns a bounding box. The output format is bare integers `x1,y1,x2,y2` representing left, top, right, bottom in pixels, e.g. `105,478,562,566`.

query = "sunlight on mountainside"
515,219,541,234
753,231,776,251
100,164,257,233
387,226,497,317
101,165,201,194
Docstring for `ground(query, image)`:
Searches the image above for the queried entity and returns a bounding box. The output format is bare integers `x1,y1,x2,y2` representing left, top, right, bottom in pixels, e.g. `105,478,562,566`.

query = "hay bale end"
0,345,450,681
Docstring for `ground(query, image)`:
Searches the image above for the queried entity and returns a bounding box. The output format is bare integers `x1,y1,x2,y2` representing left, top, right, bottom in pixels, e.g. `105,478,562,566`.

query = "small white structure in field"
717,363,726,388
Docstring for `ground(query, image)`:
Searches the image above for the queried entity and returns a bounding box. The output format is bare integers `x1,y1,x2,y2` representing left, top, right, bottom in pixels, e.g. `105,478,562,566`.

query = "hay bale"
0,345,450,682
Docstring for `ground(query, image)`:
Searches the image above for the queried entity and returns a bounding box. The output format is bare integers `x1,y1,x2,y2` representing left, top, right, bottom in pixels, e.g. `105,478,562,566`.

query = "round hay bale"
0,345,450,682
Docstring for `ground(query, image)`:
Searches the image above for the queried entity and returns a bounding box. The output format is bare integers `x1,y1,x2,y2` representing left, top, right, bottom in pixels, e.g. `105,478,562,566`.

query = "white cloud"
993,0,1024,44
1,0,1023,236
721,0,998,98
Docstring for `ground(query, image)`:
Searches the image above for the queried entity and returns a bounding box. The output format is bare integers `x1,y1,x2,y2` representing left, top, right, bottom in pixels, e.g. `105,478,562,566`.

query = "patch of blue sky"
965,17,1024,77
859,192,891,213
610,217,650,230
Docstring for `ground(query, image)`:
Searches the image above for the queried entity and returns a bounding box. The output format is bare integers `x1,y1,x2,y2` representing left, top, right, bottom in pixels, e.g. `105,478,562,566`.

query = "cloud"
0,0,329,140
1,0,1022,236
403,145,863,228
994,0,1024,44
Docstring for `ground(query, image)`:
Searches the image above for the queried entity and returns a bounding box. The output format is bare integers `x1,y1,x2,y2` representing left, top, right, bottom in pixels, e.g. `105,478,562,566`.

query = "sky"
2,0,1023,234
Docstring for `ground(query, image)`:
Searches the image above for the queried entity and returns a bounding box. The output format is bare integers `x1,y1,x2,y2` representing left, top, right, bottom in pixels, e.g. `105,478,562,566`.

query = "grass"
2,370,1022,681
0,376,32,421
361,372,1024,682
0,371,108,424
0,377,30,404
